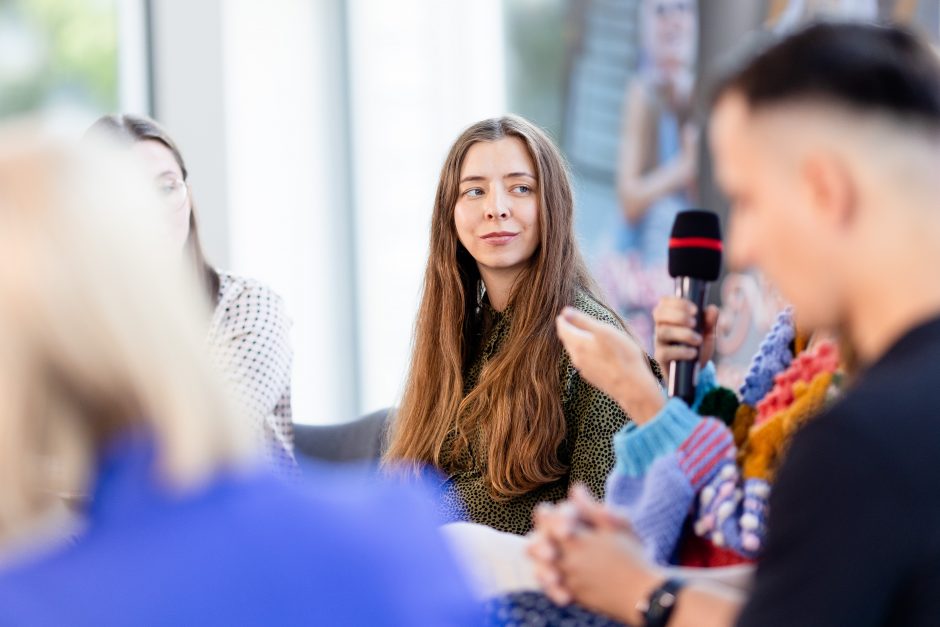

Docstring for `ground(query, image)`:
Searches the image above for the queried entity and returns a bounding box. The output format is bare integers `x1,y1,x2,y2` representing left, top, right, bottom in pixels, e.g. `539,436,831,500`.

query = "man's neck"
848,240,940,366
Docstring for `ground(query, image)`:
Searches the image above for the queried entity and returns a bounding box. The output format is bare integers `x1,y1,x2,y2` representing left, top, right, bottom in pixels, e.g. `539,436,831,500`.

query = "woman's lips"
481,232,518,245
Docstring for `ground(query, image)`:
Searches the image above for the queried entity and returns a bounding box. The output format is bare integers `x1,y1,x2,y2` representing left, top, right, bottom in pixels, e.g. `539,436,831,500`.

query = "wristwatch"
636,578,684,627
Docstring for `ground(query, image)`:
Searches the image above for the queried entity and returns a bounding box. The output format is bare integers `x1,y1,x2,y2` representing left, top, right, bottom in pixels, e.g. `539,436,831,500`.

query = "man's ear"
801,150,857,229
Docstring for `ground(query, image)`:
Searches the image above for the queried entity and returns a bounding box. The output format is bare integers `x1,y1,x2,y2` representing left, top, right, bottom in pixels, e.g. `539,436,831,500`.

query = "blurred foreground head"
0,123,252,544
709,22,940,334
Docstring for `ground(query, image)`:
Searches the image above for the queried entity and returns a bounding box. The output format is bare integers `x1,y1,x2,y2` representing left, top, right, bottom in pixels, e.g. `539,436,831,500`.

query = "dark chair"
292,408,390,464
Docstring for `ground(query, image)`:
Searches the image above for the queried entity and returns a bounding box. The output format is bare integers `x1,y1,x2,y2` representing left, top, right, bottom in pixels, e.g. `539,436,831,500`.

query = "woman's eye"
463,188,483,198
512,185,531,194
157,179,182,195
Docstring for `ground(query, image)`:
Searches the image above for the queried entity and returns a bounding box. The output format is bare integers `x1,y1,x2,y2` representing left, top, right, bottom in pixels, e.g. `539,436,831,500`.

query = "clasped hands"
530,297,721,620
527,484,661,624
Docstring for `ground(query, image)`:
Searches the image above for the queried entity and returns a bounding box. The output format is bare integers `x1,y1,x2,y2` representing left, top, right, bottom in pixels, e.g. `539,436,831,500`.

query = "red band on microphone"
669,237,723,251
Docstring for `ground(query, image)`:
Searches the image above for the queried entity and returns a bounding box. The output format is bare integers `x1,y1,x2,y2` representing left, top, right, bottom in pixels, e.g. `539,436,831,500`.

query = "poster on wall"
550,0,938,385
563,0,696,351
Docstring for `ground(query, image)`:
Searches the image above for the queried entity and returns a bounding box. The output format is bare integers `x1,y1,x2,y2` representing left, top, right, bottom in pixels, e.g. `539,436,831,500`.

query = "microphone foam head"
668,210,723,281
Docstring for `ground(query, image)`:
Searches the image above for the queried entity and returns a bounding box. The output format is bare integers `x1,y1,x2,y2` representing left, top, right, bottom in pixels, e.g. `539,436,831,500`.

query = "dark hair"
711,22,940,130
87,114,220,306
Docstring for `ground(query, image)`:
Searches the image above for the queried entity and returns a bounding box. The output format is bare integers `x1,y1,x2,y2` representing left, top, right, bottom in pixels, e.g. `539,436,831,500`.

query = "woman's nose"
485,192,510,220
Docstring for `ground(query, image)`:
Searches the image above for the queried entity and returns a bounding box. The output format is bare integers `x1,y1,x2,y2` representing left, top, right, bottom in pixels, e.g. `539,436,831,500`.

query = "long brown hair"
87,114,220,305
384,115,617,499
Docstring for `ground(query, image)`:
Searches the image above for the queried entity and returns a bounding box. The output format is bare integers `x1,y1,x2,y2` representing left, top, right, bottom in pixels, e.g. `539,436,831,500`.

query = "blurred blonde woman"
0,127,479,626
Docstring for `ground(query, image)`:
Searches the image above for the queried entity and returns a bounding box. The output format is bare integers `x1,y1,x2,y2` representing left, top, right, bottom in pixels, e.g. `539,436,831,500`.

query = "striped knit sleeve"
605,398,736,564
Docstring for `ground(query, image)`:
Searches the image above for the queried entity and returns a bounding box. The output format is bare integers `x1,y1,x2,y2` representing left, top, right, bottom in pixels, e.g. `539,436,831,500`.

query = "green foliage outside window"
0,0,118,117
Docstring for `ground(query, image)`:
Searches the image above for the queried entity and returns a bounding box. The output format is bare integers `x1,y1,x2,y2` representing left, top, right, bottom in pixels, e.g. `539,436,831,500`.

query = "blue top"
0,437,481,626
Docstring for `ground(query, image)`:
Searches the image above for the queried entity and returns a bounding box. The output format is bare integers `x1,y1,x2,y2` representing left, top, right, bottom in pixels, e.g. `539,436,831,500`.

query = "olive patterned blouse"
436,290,662,535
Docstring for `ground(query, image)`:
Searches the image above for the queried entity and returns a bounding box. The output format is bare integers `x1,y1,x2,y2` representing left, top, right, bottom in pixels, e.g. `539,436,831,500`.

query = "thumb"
556,313,593,344
559,307,612,336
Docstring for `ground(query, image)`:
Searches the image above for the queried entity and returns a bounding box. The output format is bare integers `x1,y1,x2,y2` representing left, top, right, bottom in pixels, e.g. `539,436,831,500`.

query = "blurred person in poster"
597,0,699,349
0,127,481,627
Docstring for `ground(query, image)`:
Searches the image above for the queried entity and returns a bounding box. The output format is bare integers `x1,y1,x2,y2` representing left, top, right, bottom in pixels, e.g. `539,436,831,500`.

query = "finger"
533,562,562,591
605,505,639,534
556,318,596,367
544,583,572,606
534,501,569,530
527,533,558,563
567,484,606,525
526,540,558,565
570,484,636,533
652,297,697,327
555,316,594,353
550,502,580,540
568,484,613,530
559,306,614,335
533,501,555,529
537,501,578,541
534,504,569,545
533,562,571,604
655,325,703,347
568,483,597,507
533,563,559,587
656,345,699,364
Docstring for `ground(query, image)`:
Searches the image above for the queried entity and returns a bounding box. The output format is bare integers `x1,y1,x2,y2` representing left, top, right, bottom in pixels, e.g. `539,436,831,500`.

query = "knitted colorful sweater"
605,308,842,565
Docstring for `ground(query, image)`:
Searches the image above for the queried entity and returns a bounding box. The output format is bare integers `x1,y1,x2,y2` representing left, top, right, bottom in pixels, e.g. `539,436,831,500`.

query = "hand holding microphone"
653,297,719,369
666,210,723,404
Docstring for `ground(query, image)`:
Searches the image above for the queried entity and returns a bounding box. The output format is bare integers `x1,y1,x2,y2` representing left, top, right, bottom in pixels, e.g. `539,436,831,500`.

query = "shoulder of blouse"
564,290,664,389
209,271,290,337
571,290,623,330
559,291,619,402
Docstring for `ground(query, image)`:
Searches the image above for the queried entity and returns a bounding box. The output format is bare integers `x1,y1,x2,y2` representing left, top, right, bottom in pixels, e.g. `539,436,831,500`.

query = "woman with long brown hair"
87,115,295,470
384,115,661,535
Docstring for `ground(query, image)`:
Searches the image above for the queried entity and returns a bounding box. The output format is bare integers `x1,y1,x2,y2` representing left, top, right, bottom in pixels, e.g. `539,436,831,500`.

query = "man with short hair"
543,21,940,627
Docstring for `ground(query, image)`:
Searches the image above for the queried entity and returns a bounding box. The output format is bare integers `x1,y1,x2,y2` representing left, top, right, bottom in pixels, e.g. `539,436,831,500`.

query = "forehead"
460,136,536,177
709,93,759,186
131,140,181,178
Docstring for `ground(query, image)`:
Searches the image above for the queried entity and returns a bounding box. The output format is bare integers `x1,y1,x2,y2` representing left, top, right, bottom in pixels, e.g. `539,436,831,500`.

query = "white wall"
149,0,357,424
116,0,149,115
347,0,507,413
220,0,359,425
149,0,231,268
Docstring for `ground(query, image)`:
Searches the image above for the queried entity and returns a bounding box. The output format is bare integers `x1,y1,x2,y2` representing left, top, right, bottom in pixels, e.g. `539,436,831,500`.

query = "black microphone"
667,210,723,405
